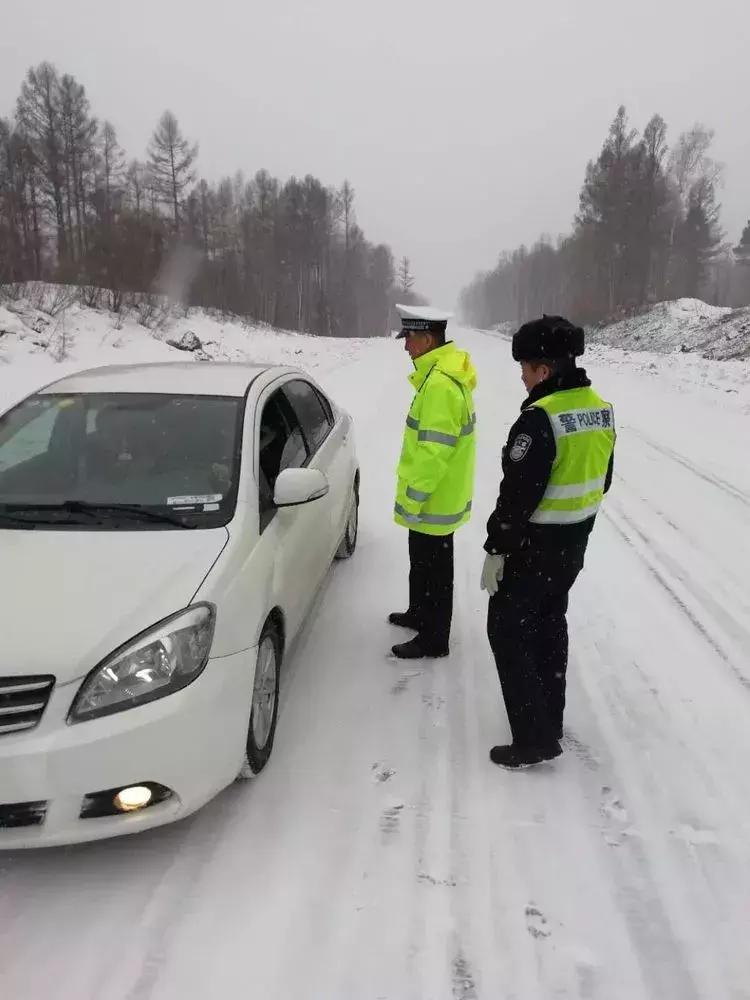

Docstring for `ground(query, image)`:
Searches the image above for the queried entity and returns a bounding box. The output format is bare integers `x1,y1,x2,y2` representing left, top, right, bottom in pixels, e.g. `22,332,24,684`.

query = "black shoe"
391,637,449,660
388,611,420,630
489,742,562,769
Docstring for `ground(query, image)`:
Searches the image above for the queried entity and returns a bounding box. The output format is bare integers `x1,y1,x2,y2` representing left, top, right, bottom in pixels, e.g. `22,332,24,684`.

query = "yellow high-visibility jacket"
394,343,477,536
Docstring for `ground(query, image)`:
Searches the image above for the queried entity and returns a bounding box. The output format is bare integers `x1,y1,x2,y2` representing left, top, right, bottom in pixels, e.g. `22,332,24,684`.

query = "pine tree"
734,220,750,265
577,106,641,315
673,178,723,297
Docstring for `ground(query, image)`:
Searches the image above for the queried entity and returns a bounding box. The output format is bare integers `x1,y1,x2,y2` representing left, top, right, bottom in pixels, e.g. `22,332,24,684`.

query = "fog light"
113,785,153,813
80,781,173,819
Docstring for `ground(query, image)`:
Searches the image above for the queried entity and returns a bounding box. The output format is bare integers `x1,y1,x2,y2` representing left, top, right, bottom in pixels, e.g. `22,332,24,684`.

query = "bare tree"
17,63,69,263
4,61,398,335
59,73,96,263
98,121,125,223
340,180,355,254
125,159,146,220
397,256,415,297
668,125,722,202
147,111,198,229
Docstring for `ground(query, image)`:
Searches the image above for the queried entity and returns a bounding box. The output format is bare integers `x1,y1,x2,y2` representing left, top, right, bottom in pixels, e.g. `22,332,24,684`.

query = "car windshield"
0,392,244,529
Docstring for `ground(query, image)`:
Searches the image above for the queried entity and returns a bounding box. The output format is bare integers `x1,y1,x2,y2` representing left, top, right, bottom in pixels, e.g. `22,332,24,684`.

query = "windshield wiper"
2,500,195,529
0,510,38,528
67,501,197,528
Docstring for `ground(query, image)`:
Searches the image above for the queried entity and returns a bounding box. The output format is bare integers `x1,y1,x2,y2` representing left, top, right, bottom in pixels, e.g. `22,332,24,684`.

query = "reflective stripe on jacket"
395,342,477,536
528,387,615,525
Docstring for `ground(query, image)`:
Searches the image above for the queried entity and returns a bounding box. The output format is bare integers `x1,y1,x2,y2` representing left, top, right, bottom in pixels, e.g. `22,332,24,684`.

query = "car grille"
0,675,55,735
0,800,48,829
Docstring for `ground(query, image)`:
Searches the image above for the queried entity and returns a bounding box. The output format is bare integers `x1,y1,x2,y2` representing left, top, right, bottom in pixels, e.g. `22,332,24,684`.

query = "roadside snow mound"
590,298,750,360
585,343,750,414
0,284,367,412
2,284,749,416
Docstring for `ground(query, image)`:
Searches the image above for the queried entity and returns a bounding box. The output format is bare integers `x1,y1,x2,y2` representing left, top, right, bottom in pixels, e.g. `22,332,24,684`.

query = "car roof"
38,362,294,398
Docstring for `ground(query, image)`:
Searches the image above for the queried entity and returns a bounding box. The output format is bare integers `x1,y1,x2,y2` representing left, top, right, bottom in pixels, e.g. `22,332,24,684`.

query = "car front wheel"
335,481,359,560
238,621,281,778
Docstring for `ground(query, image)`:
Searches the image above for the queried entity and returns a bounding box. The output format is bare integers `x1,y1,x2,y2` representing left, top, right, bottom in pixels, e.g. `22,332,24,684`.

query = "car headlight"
68,604,216,723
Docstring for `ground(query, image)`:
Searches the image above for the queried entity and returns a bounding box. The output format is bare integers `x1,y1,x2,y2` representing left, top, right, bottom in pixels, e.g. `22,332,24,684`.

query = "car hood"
0,527,229,684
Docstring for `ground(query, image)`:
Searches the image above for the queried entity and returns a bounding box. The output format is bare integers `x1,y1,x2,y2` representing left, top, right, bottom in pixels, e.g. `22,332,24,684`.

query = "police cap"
512,315,585,361
395,304,452,339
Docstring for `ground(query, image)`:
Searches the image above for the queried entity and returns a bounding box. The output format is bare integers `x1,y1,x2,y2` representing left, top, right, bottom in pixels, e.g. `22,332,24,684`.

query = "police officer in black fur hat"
481,316,616,769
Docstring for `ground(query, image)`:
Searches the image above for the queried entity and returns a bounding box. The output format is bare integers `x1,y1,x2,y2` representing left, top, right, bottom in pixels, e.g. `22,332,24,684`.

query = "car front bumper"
0,648,255,848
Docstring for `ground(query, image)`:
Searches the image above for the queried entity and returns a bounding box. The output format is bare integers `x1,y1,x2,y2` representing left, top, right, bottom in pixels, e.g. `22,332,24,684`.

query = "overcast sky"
2,0,748,307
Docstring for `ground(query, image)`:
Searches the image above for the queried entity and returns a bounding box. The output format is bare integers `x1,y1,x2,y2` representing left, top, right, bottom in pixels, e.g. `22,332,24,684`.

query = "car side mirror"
273,467,330,508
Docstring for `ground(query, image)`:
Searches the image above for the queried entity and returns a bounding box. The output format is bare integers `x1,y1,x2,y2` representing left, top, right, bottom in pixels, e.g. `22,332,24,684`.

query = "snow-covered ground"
1,296,749,999
0,290,361,412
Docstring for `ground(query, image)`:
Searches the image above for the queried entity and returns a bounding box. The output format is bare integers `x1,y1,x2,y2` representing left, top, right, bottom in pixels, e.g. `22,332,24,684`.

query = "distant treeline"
460,107,750,328
0,61,419,336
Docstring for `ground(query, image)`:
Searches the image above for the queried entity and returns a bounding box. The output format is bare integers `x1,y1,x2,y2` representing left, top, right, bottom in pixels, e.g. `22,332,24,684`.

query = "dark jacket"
484,368,614,555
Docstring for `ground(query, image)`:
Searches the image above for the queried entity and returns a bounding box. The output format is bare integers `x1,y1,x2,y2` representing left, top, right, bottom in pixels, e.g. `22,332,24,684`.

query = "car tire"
237,620,281,779
335,480,359,560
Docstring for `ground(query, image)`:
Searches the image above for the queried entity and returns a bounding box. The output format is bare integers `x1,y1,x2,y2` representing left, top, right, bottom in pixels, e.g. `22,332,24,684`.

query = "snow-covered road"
1,325,749,999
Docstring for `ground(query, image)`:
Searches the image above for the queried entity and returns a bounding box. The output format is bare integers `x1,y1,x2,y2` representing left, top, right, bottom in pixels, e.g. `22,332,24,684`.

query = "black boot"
391,636,449,660
388,611,420,630
489,742,562,769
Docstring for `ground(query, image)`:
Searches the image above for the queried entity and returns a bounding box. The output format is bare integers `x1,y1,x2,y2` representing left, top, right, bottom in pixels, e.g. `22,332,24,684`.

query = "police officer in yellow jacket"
390,305,477,660
481,316,614,768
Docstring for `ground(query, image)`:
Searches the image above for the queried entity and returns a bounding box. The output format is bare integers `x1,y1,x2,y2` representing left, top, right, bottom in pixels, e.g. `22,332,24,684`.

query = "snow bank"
589,298,750,361
483,322,750,415
2,285,749,418
586,344,750,415
0,286,371,413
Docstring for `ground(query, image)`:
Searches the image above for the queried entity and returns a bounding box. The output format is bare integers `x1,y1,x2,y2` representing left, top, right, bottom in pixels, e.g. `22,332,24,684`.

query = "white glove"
480,553,505,596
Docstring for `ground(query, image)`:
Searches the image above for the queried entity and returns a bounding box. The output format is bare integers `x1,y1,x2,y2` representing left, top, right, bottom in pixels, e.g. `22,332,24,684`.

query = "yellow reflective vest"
394,343,477,536
529,386,615,525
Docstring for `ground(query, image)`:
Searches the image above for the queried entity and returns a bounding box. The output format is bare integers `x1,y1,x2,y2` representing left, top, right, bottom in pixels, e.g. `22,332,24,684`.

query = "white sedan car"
0,362,359,847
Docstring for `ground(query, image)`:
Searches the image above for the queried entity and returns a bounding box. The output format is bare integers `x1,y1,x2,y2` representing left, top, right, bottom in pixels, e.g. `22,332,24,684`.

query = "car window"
258,390,308,532
0,398,61,473
0,392,243,529
282,380,333,454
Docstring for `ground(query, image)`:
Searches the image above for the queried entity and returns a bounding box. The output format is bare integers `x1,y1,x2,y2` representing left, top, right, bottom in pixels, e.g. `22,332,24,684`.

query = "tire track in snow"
112,799,244,1000
570,625,750,999
624,426,750,511
447,543,644,999
575,538,750,845
612,471,750,627
566,641,722,1000
604,505,750,693
568,484,750,996
612,478,750,667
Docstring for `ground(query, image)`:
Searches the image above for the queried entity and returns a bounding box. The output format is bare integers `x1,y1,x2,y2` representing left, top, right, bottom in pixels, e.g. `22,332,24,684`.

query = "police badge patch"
509,433,532,462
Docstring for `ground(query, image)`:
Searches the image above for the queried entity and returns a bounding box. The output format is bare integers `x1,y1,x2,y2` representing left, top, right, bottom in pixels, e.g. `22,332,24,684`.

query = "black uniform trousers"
487,538,587,748
408,530,454,650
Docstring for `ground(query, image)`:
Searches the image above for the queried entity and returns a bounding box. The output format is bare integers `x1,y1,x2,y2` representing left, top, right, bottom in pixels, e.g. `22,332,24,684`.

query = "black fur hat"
512,315,585,361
